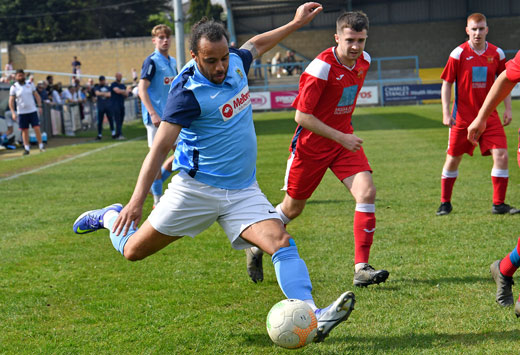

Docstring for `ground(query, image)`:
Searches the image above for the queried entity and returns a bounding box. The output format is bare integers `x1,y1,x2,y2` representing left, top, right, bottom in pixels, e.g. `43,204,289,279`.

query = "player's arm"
467,70,516,145
113,121,181,236
138,78,161,127
295,110,363,152
8,95,16,120
240,2,322,58
441,80,455,127
502,92,512,126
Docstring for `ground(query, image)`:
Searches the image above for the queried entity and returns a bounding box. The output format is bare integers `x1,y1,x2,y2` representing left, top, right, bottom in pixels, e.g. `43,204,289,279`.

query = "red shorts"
283,145,372,200
447,118,506,157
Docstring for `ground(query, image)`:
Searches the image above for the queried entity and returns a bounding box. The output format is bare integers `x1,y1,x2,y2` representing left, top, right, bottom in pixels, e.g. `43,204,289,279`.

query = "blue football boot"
73,203,123,234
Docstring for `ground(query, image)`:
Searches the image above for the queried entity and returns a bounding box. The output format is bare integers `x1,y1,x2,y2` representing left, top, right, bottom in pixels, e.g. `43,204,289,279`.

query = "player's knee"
123,245,146,262
268,231,293,255
357,184,376,203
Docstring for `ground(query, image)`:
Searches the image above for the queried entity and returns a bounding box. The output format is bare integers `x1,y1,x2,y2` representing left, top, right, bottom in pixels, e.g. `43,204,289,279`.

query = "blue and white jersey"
140,49,178,125
162,48,254,189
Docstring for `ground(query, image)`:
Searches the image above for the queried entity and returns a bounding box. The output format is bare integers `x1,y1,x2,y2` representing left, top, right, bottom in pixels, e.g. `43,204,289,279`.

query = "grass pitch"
2,103,520,354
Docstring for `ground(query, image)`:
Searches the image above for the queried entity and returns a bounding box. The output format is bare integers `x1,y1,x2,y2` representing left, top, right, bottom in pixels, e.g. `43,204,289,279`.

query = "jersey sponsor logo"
163,76,175,85
335,85,358,114
472,66,487,88
219,85,251,121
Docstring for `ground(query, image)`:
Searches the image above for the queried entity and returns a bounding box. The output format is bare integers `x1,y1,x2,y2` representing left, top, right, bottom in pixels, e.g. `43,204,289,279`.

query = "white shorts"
145,123,158,148
148,171,282,249
146,123,180,148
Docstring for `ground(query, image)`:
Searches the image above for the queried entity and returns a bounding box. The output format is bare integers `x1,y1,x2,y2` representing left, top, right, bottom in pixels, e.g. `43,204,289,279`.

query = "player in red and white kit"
467,51,520,317
247,11,389,287
436,12,518,216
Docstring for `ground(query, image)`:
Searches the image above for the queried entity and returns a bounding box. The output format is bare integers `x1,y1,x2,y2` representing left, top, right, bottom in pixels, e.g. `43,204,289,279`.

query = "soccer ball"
266,299,317,349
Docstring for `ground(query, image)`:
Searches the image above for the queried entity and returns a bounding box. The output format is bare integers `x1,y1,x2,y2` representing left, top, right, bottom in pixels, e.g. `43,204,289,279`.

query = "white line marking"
0,136,145,183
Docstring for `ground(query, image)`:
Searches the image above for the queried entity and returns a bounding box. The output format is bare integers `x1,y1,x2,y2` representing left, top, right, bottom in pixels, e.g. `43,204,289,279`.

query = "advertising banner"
250,91,271,110
383,83,442,102
270,91,299,109
357,86,379,105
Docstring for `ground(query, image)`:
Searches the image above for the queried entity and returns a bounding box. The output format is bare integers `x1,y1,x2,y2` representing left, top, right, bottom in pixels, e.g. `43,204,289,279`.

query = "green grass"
3,104,520,354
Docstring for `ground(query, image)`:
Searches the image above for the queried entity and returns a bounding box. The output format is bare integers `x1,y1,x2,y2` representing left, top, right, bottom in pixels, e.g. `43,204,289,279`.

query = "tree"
0,0,170,44
187,0,223,28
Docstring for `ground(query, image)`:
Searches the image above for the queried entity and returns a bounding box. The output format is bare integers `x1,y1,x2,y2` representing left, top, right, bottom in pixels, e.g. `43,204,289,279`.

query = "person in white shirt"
8,69,44,155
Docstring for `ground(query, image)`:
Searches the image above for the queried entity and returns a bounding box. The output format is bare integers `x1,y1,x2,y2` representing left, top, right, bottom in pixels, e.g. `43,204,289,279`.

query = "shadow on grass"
253,112,441,136
334,330,520,350
241,329,520,350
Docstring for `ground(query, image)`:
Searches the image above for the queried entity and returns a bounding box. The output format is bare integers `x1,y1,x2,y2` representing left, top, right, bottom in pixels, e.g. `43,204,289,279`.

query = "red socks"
491,169,508,205
440,169,458,203
354,204,375,264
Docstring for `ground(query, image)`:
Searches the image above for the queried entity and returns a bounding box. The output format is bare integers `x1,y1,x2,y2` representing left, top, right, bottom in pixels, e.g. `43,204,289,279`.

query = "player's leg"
241,220,355,342
343,171,388,287
73,202,181,260
438,153,463,215
490,235,520,309
244,149,326,283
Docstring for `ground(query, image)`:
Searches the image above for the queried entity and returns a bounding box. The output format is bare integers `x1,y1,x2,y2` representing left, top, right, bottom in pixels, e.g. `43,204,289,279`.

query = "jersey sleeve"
230,48,253,75
506,51,520,83
441,56,458,83
161,78,201,128
9,85,15,96
140,57,156,81
291,58,330,114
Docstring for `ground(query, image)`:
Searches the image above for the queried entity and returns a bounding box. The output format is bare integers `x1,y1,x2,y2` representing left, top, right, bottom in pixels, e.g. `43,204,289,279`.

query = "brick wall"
5,15,520,83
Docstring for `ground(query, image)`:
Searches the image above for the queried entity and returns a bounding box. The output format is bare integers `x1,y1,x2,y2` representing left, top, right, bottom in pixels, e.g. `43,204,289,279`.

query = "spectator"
271,52,281,78
61,85,77,103
72,56,82,78
94,75,115,140
253,57,263,79
131,68,138,85
46,75,54,96
8,69,44,155
283,50,296,76
36,81,49,102
110,72,129,140
4,61,13,72
51,83,63,105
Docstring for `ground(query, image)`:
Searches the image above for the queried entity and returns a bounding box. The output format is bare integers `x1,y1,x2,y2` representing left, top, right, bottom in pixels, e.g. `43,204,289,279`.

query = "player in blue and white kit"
138,24,178,206
73,3,355,342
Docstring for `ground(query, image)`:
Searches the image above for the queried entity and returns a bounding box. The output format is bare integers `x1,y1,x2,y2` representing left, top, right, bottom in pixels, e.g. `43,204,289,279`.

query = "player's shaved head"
190,17,229,55
467,13,486,25
151,24,172,38
336,11,369,33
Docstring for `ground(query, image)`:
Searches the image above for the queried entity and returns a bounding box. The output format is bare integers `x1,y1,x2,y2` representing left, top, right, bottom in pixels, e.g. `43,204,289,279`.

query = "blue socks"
271,238,313,301
160,167,172,183
105,214,136,256
151,167,172,196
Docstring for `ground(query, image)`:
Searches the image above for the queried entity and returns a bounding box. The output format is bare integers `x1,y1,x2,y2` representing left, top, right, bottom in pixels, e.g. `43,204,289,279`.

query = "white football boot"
313,291,355,342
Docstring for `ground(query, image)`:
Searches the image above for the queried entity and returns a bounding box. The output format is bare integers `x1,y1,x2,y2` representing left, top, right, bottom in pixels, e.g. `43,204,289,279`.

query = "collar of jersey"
153,49,172,65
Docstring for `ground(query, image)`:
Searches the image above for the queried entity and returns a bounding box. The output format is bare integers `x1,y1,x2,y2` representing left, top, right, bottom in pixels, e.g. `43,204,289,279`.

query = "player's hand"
11,112,17,121
503,109,512,126
442,113,455,127
338,133,363,152
112,200,143,237
292,2,323,27
151,112,161,127
467,119,486,146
